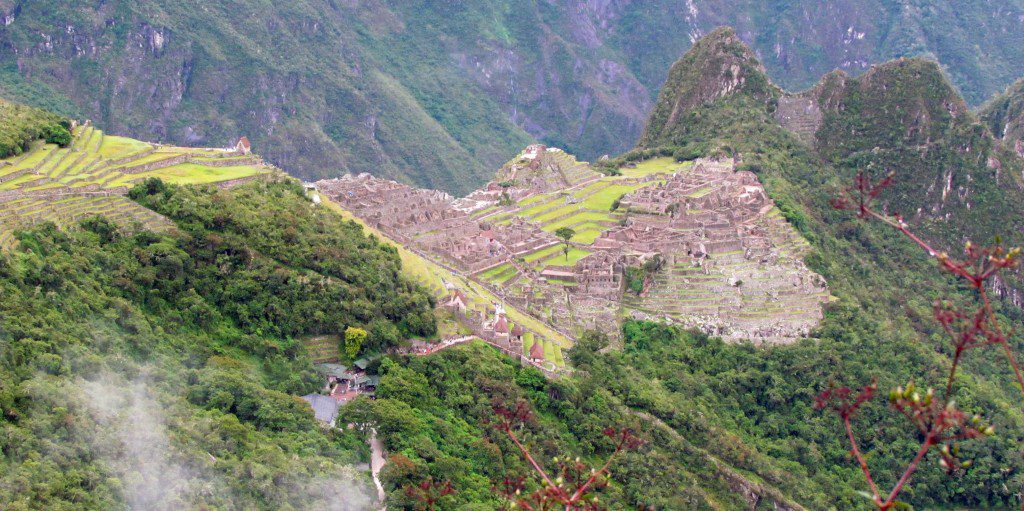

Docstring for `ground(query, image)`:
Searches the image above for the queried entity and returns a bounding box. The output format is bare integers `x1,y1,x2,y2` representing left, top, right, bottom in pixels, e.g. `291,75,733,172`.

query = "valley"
1,9,1024,510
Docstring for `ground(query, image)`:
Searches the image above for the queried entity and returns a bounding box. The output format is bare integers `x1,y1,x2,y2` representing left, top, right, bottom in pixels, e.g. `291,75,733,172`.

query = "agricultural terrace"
0,125,273,250
490,157,686,248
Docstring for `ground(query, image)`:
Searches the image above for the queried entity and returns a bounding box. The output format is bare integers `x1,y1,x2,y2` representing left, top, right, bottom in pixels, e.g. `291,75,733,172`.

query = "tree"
555,227,575,260
367,319,402,353
344,326,367,360
43,124,72,147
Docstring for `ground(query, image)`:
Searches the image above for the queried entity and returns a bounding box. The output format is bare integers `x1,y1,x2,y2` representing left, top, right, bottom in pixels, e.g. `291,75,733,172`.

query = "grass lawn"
543,341,561,366
5,142,54,170
569,222,606,244
108,163,263,187
619,157,692,178
482,264,518,285
521,333,536,358
522,244,563,263
0,173,42,190
97,135,152,158
541,211,616,232
519,196,566,217
533,203,581,223
516,193,549,207
126,148,192,166
480,263,514,280
539,247,591,267
571,180,608,199
580,183,648,211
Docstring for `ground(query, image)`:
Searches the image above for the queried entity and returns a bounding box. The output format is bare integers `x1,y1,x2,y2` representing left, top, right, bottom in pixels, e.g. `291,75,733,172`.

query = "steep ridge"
639,27,778,148
4,2,1024,194
623,27,1024,509
981,77,1024,159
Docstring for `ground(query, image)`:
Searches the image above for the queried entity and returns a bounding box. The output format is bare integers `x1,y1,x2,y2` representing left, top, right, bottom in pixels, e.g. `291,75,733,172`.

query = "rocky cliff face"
2,1,1023,195
980,78,1024,158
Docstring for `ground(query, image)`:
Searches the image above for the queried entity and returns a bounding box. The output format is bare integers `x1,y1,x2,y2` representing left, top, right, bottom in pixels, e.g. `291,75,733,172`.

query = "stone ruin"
317,152,829,345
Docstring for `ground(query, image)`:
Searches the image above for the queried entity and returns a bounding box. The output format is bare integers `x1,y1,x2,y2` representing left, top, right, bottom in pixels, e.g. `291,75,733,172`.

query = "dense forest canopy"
0,178,434,510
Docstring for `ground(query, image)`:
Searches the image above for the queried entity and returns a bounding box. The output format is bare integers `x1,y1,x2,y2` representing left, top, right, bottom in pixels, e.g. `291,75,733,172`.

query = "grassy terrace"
108,163,262,187
619,156,692,178
536,247,591,269
522,244,564,263
0,127,268,191
0,127,272,251
96,135,152,158
496,158,690,246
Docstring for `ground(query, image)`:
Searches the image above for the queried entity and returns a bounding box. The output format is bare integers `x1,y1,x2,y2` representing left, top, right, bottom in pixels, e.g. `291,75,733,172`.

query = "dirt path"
370,429,387,507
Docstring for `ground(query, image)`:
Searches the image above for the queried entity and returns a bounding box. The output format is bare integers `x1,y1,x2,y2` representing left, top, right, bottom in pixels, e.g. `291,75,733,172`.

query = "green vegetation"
0,179,438,509
108,163,263,187
541,247,590,267
343,304,1024,509
96,135,151,158
622,28,1024,509
0,97,70,158
0,125,274,252
979,77,1024,162
617,156,691,178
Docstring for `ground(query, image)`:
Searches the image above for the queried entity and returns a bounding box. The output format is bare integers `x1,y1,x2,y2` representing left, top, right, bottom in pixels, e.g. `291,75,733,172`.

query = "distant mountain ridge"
2,1,1024,194
640,27,1024,250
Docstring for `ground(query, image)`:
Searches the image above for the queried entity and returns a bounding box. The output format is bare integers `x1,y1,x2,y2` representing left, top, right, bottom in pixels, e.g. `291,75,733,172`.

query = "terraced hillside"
0,124,274,249
320,147,829,346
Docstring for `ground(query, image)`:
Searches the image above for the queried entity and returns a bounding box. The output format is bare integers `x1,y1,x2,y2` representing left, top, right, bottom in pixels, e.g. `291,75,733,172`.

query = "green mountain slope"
0,96,70,158
0,177,437,510
2,1,1024,193
640,28,1024,253
619,27,1024,508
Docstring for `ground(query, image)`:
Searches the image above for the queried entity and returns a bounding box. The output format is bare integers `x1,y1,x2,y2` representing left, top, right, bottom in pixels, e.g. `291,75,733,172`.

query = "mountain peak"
638,26,776,148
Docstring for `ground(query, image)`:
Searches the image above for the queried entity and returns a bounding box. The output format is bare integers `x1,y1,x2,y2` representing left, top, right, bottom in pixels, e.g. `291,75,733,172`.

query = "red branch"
492,399,644,510
825,170,1019,509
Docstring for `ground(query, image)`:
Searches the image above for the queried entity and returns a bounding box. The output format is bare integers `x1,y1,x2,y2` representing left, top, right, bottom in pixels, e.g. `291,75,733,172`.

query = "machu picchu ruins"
318,145,830,347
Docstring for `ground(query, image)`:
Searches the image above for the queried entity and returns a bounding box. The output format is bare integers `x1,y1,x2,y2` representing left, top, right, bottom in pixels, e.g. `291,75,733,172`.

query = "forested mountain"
2,1,1024,193
0,170,435,509
639,27,1024,295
